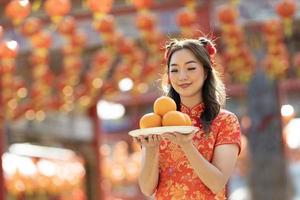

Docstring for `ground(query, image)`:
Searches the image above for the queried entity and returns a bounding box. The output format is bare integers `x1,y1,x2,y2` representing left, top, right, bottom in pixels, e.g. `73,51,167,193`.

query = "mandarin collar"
180,102,204,118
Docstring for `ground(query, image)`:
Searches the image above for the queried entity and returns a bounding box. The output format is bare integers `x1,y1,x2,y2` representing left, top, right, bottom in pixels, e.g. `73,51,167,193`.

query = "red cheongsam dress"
155,103,241,200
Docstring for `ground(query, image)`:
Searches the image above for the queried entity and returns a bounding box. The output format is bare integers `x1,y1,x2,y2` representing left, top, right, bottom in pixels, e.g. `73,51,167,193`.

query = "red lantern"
93,15,115,34
276,0,296,18
57,16,76,36
31,31,52,49
217,5,238,24
132,0,153,10
44,0,71,21
263,20,282,35
92,51,111,66
71,31,86,47
5,0,31,25
118,38,135,55
176,8,197,27
86,0,113,14
136,13,156,32
21,17,42,37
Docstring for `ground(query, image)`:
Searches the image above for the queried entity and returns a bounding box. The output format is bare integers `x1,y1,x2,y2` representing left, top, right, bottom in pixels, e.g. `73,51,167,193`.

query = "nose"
178,69,188,81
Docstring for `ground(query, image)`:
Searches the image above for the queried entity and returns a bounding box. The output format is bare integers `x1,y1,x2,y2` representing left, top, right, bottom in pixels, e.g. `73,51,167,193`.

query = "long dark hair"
163,38,226,134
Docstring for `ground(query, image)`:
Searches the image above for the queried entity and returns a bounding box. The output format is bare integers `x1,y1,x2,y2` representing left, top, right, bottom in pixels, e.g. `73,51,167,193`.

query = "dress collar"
180,102,205,118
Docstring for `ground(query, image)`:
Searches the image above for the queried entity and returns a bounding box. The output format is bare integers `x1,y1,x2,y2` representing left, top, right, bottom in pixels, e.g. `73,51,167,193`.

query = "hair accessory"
198,37,217,56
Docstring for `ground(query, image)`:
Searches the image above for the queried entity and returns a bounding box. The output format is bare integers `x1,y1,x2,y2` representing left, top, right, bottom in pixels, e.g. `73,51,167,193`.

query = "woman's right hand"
133,134,162,148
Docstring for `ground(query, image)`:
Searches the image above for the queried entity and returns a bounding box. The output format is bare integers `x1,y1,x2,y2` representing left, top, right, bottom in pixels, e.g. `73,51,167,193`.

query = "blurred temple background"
0,0,300,200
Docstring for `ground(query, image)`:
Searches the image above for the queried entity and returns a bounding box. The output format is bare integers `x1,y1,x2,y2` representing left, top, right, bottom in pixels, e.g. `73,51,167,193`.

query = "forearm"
181,142,226,193
138,146,160,196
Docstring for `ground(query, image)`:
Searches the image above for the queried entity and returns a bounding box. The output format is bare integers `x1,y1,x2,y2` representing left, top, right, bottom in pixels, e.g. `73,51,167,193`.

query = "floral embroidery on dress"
156,103,241,200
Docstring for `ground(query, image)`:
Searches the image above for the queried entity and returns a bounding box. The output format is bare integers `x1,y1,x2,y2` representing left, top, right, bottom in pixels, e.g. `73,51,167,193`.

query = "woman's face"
168,48,206,99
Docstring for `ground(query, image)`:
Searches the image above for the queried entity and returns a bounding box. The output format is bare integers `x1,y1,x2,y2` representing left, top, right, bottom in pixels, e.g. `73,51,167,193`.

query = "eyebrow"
170,60,197,67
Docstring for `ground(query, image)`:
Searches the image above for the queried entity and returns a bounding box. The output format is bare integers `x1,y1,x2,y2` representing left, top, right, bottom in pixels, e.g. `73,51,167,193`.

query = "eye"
187,67,196,71
170,69,178,73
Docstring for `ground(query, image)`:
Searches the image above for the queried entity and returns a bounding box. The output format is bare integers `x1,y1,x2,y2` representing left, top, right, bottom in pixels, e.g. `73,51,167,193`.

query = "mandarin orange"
139,112,162,128
162,111,187,126
182,113,192,126
153,96,177,116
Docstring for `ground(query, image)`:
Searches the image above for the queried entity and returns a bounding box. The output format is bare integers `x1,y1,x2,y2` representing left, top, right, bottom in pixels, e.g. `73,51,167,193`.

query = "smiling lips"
178,83,191,89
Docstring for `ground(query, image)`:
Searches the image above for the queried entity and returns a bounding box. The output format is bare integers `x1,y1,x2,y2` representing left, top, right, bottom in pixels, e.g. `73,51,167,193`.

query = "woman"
134,37,241,200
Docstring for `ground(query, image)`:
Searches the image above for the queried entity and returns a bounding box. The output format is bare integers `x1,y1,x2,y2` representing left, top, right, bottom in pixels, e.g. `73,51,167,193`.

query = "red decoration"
57,16,76,36
263,20,282,34
86,0,113,14
132,0,154,10
118,38,135,55
31,31,52,49
21,17,42,37
217,5,238,24
176,8,197,27
4,0,31,24
136,13,156,31
92,51,111,66
44,0,71,18
71,31,86,47
93,15,115,33
276,0,296,18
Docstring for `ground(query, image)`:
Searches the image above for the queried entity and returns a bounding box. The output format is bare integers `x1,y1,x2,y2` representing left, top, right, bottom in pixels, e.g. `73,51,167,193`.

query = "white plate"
128,126,199,137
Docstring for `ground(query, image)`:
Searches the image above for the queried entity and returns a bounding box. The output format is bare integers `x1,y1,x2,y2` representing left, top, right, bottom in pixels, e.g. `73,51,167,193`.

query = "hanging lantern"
118,38,135,55
276,0,296,18
263,20,282,35
275,0,296,36
93,15,115,34
21,17,42,37
86,0,114,19
70,31,86,48
217,5,238,24
176,8,197,27
57,16,76,36
136,12,156,32
132,0,154,10
4,0,31,25
44,0,71,24
31,31,52,49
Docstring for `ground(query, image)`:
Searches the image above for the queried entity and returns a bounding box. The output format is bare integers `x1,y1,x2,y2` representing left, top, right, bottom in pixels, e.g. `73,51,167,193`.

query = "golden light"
137,83,149,93
35,110,46,121
25,109,35,120
8,99,17,110
92,78,103,89
79,96,91,107
62,85,73,96
17,87,28,98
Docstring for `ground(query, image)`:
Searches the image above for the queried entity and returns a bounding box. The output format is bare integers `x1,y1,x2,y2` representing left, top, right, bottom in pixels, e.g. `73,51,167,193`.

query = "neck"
180,95,203,108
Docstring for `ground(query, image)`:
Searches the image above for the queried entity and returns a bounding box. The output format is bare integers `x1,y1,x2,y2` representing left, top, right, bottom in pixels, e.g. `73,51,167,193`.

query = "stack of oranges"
139,96,192,129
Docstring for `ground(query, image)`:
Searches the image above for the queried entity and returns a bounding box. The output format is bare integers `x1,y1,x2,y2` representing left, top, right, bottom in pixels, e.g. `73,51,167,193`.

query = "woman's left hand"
162,129,199,147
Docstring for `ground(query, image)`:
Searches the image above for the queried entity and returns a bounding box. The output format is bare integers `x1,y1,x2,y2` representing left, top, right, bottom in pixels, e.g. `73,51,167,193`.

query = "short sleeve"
215,111,241,155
